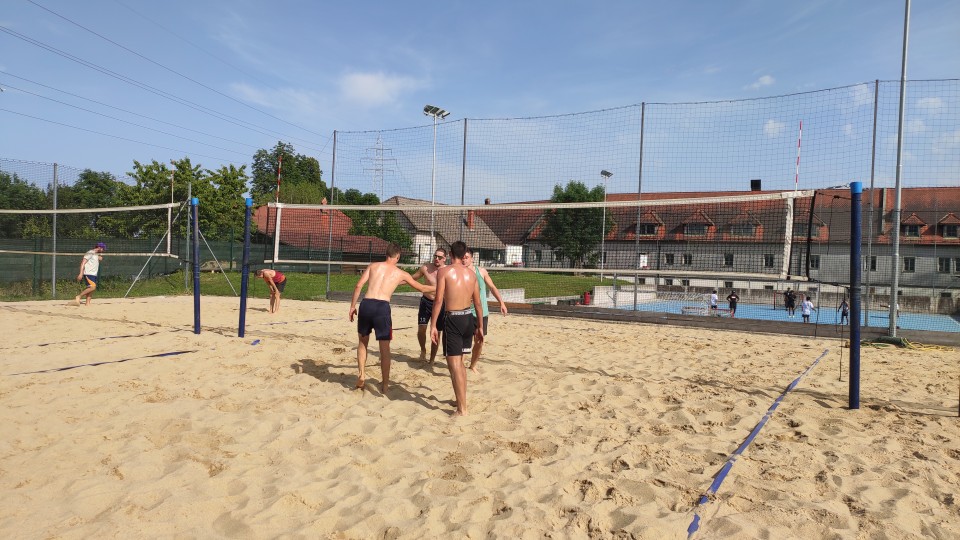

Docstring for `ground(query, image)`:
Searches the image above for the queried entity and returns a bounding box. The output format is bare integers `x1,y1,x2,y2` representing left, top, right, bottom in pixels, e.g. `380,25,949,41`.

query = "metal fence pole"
326,130,337,298
633,103,646,311
888,0,911,337
863,80,879,327
51,162,58,299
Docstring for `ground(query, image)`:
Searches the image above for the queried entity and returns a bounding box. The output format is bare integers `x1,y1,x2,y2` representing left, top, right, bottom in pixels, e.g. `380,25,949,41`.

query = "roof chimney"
484,198,491,205
467,210,475,230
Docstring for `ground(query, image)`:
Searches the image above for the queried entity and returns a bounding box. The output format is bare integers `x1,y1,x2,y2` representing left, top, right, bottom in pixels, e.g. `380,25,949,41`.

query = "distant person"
74,242,106,306
255,269,286,314
709,289,719,315
430,241,484,417
838,298,849,325
411,247,447,364
784,288,797,317
462,248,509,374
726,290,740,318
801,295,815,323
349,243,435,393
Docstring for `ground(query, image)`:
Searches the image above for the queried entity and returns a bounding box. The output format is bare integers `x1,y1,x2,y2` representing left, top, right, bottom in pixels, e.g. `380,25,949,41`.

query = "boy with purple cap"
75,242,106,306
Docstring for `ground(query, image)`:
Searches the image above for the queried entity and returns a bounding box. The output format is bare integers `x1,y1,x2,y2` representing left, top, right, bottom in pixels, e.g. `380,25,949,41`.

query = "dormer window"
901,224,921,237
942,224,958,238
637,223,658,235
685,224,707,236
730,224,756,236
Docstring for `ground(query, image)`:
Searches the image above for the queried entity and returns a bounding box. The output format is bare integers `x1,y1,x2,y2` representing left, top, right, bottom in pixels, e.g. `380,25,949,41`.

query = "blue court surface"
627,301,960,334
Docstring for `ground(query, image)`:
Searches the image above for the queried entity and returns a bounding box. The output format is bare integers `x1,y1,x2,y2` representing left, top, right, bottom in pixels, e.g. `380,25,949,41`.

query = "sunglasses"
434,254,445,259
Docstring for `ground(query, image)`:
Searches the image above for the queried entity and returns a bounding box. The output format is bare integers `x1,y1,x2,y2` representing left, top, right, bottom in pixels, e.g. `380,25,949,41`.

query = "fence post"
51,162,58,299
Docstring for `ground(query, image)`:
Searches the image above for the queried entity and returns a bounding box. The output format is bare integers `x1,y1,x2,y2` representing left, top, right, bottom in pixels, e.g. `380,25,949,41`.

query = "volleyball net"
258,190,816,311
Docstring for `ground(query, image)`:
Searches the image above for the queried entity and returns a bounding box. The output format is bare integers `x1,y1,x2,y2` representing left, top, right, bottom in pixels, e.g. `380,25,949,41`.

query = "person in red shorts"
256,269,286,314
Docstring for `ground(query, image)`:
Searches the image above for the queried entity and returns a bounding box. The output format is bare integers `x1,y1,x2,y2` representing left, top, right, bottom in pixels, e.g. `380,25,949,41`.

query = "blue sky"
1,0,958,199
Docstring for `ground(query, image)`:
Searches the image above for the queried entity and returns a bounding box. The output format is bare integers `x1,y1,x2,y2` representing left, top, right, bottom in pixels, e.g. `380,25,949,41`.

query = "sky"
1,0,958,200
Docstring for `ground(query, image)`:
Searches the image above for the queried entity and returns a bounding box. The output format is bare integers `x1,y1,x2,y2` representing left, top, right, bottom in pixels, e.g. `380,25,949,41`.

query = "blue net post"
239,198,252,337
192,197,201,335
849,182,862,409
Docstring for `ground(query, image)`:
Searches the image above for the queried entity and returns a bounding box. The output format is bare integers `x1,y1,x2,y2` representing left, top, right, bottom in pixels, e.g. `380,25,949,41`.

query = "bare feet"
418,349,426,362
355,377,365,390
380,381,389,394
469,365,480,375
450,409,467,418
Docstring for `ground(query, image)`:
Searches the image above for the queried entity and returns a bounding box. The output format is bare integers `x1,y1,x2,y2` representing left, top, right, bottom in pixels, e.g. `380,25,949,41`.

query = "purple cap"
96,242,107,250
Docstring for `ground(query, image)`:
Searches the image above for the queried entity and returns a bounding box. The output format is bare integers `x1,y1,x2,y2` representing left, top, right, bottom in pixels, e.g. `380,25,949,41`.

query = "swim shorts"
358,298,392,341
443,309,476,356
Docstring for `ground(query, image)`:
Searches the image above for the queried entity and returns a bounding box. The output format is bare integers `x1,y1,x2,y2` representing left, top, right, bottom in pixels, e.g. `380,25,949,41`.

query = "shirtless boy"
411,247,447,363
462,248,508,374
349,243,435,393
430,241,484,417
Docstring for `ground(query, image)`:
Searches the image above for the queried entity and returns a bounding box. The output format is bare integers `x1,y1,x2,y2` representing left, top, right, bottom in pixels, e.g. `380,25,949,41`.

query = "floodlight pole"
424,105,449,259
600,170,613,280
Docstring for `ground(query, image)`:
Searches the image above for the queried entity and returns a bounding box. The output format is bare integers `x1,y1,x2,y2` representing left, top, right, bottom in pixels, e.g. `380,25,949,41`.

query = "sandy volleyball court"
0,296,957,538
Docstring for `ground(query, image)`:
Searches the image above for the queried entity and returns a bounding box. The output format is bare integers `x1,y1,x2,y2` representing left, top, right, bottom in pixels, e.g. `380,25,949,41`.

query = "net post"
239,198,252,338
192,197,201,335
849,182,862,409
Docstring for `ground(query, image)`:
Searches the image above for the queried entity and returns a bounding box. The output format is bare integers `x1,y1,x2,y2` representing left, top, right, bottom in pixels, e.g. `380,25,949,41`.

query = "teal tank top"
471,265,489,317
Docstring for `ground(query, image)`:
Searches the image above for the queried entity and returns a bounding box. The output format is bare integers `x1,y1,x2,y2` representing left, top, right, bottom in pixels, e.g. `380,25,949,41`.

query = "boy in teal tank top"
463,248,509,374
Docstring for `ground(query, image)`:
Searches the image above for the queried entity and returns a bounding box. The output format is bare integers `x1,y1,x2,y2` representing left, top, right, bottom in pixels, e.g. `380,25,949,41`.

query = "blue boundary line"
0,331,168,350
248,318,338,327
686,348,829,538
8,350,198,376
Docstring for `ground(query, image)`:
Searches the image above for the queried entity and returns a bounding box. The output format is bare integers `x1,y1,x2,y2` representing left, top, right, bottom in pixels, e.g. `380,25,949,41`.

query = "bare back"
438,263,479,311
363,262,415,301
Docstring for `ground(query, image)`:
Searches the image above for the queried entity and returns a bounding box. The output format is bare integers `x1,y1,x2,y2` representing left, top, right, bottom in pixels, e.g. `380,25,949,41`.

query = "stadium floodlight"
424,104,450,258
599,170,613,279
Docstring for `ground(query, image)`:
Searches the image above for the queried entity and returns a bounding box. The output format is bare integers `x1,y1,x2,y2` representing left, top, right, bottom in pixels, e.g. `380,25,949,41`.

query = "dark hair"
465,247,474,255
450,241,467,259
435,247,447,256
386,243,402,258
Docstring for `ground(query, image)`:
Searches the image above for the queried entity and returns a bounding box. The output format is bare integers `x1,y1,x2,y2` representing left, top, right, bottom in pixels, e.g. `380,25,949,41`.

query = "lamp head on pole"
423,104,450,119
600,170,613,179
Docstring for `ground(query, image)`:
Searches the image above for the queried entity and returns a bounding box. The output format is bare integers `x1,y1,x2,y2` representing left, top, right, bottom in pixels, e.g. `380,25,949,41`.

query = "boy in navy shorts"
349,243,435,393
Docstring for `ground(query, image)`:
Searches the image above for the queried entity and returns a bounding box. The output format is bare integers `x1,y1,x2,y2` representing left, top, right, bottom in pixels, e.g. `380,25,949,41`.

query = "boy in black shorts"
430,241,484,417
349,243,435,393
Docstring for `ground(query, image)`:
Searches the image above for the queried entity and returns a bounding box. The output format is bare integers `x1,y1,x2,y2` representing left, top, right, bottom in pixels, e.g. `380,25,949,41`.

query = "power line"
28,0,334,146
0,71,260,151
0,25,330,156
0,108,237,164
0,81,250,156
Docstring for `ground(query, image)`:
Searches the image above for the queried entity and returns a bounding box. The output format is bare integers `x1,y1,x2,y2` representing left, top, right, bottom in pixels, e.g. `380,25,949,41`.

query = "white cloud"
850,84,873,108
844,123,854,137
907,119,926,134
763,119,785,137
916,97,943,113
338,71,424,108
933,130,960,155
746,75,775,90
230,83,324,115
703,65,721,75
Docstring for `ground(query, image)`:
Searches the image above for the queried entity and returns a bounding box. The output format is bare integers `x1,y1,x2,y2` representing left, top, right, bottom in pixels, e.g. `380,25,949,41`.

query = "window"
938,257,951,273
810,255,820,270
870,256,877,271
681,279,690,287
723,253,734,267
793,223,821,237
943,224,959,238
638,278,646,285
665,254,675,265
534,250,542,262
941,292,953,299
602,252,608,264
903,257,916,273
685,224,707,236
637,223,657,235
664,278,674,286
730,224,756,236
682,253,692,265
764,285,774,290
902,224,921,237
763,254,775,268
724,281,734,289
955,258,960,273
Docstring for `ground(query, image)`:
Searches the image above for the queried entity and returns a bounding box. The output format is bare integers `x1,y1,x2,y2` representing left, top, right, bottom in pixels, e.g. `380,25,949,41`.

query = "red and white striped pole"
794,120,802,192
275,154,283,203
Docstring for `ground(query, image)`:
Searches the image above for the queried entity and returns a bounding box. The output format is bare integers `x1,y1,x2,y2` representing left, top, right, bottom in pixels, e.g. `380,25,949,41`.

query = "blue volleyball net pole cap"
191,197,199,205
245,197,253,207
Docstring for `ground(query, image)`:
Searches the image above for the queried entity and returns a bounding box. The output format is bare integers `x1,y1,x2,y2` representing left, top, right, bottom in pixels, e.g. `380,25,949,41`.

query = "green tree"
196,164,248,240
335,188,412,251
251,141,326,204
0,171,48,238
54,169,126,238
540,180,610,268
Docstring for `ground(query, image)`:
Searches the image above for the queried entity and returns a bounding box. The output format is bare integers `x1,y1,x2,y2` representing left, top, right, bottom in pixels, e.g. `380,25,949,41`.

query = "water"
628,301,960,333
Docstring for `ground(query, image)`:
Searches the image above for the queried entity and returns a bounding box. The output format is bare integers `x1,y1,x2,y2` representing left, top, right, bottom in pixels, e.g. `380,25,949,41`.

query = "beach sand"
0,296,957,538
